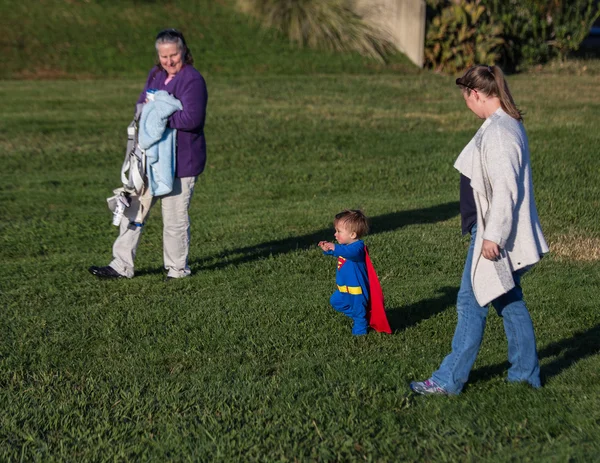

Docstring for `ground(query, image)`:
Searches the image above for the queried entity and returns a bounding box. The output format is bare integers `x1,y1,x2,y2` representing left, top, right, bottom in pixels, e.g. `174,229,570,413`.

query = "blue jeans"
330,291,368,336
431,225,541,394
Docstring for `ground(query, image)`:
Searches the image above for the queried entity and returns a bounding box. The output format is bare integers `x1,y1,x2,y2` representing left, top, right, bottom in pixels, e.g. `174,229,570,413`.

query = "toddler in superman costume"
318,210,391,336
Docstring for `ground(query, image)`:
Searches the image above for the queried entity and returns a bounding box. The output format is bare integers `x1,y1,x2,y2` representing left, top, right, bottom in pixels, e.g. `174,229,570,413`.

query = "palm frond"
238,0,394,62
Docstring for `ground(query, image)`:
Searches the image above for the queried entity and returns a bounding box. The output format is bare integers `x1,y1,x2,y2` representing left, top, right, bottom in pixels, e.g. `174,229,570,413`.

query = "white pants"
109,176,197,278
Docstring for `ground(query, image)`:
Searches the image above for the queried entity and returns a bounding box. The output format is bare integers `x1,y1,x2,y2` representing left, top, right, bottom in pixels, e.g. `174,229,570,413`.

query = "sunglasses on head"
456,66,494,90
455,78,476,91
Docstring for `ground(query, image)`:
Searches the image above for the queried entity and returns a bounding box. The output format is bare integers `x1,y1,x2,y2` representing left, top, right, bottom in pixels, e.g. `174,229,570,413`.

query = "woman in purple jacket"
89,29,208,280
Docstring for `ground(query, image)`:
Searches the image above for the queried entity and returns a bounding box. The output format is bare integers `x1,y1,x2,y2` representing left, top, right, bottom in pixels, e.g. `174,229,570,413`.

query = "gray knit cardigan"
454,108,549,306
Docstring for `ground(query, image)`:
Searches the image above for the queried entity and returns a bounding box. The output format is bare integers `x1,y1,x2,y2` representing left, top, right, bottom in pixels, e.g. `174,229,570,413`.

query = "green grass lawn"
2,70,599,461
0,0,416,80
2,0,600,461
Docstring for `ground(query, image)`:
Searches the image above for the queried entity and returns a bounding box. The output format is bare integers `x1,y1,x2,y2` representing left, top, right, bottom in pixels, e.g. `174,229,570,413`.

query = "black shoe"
88,265,125,279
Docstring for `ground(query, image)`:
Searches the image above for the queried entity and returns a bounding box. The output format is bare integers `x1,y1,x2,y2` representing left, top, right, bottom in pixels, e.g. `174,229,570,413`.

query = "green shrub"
237,0,394,62
425,0,599,73
485,0,600,69
424,0,504,73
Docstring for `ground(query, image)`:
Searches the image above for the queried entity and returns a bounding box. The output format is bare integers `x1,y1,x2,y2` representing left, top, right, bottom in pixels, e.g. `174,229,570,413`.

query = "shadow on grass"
184,201,459,273
538,324,600,383
386,286,458,333
469,324,600,385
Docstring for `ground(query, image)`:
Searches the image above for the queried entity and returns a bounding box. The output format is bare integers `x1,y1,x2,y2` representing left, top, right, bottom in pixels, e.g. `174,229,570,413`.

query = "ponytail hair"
456,65,523,121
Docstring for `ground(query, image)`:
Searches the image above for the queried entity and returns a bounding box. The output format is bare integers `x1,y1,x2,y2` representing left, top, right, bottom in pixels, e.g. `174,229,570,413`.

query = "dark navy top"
460,174,477,235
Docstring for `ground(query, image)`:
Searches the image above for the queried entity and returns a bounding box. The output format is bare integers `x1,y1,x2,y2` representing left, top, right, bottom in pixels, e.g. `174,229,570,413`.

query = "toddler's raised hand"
318,241,334,251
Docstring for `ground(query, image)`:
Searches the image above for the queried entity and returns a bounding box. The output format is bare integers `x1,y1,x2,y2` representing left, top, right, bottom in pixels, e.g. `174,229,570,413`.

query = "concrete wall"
356,0,427,68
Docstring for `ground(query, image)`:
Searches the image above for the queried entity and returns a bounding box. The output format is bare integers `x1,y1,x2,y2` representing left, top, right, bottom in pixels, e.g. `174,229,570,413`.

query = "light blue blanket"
138,91,183,196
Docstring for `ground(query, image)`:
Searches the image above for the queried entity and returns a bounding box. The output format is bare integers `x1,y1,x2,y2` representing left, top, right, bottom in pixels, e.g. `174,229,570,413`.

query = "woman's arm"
169,74,208,132
482,125,522,249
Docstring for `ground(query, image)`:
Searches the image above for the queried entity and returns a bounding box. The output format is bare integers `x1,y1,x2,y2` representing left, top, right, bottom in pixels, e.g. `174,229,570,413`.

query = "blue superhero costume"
323,240,369,335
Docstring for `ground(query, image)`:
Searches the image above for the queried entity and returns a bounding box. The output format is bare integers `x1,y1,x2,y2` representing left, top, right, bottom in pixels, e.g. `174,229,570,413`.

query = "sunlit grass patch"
549,232,600,262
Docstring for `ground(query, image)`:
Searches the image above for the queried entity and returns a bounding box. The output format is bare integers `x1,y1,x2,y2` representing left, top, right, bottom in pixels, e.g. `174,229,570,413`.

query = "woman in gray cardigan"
411,65,549,395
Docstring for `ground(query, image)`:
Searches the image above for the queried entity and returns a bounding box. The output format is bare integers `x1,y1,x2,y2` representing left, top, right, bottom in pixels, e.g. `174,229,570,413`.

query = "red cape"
365,246,392,334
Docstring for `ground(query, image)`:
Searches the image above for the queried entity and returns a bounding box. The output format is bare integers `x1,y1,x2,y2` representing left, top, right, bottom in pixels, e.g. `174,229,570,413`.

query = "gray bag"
120,103,146,194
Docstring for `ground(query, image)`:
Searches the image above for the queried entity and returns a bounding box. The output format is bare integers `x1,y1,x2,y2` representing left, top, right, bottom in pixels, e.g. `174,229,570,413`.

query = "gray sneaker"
410,378,448,395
